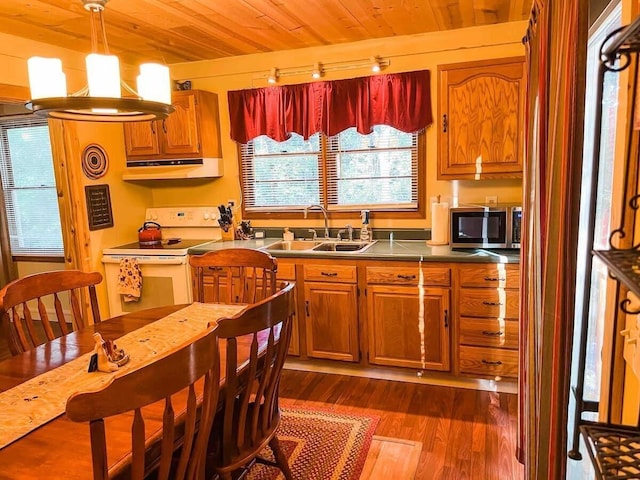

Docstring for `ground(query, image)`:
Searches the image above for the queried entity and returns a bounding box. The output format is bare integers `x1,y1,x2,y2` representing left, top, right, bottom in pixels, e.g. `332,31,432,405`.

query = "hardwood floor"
278,369,524,480
0,330,523,479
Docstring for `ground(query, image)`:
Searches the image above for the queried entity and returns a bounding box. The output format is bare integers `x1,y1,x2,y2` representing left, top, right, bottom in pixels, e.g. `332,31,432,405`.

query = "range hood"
122,158,223,181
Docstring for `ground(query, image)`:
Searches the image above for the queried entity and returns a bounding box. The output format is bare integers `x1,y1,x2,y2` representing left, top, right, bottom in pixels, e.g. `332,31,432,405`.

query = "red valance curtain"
228,70,432,143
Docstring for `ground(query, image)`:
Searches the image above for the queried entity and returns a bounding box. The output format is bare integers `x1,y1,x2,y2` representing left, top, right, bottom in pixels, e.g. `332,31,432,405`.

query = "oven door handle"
101,256,187,265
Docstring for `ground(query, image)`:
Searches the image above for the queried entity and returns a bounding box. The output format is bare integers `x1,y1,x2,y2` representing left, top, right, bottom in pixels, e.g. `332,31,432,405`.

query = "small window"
326,126,417,210
240,127,422,216
0,116,64,257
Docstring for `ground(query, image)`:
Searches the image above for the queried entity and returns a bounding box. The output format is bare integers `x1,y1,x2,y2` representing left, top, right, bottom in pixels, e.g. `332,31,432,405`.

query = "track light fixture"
267,67,278,84
311,62,323,79
259,56,389,84
370,56,381,73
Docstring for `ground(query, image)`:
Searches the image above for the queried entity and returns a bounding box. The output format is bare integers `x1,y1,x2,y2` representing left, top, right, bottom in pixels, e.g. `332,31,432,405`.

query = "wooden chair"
66,326,220,480
189,248,278,304
0,269,102,355
207,281,296,480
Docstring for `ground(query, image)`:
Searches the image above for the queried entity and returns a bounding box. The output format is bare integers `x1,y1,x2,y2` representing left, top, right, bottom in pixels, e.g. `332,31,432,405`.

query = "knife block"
220,219,236,241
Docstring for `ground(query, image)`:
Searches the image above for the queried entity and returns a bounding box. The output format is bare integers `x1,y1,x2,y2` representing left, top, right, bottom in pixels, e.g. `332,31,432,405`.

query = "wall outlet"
227,199,236,207
485,196,498,205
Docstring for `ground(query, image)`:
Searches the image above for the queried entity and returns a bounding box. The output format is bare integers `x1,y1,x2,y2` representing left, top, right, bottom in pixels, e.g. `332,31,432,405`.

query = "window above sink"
239,126,424,220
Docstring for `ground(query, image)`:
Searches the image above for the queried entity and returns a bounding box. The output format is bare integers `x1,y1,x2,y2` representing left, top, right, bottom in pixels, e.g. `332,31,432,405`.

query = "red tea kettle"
138,222,162,246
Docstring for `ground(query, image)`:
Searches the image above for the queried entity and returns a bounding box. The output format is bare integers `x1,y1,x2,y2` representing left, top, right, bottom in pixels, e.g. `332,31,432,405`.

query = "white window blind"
240,127,421,213
326,126,418,210
0,116,64,256
241,133,323,211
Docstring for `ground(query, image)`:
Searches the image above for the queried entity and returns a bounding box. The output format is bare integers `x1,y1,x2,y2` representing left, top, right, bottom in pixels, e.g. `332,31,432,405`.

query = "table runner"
0,302,245,450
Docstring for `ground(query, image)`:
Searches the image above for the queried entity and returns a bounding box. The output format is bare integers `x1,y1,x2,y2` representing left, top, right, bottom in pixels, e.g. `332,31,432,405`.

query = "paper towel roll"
429,201,449,245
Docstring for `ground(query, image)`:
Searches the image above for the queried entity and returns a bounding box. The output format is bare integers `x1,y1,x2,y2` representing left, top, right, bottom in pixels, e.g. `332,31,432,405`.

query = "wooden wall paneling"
0,0,530,64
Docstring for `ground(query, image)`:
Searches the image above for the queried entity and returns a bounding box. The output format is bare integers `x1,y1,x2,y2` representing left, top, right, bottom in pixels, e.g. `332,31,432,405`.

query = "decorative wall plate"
81,144,109,179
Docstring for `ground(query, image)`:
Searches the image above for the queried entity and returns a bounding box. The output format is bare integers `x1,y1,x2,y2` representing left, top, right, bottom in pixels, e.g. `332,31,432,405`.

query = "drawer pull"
482,330,504,337
397,274,416,280
482,301,503,306
484,277,506,282
321,272,338,277
481,360,503,366
207,266,223,271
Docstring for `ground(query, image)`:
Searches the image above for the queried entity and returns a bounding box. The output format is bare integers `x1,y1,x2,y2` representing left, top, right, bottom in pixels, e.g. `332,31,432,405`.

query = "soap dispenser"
360,210,371,242
283,227,294,241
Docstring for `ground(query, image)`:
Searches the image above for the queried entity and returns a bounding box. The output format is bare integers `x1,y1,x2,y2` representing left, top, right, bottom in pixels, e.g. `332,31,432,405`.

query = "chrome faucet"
337,224,353,241
304,204,330,239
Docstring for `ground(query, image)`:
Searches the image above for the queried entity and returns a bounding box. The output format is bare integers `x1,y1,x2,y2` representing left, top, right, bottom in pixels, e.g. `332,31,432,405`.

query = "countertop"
189,238,520,263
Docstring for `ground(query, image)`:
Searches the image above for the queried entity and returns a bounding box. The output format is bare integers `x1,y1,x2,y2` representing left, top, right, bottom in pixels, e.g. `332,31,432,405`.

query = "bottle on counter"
360,210,371,242
283,227,294,241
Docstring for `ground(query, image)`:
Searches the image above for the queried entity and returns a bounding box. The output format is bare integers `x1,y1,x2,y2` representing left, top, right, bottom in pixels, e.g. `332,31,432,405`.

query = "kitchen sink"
312,241,376,252
263,240,376,254
263,240,325,251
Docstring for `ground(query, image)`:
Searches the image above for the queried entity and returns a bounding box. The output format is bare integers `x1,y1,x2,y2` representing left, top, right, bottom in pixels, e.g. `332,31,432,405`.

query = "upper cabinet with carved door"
123,90,221,161
438,57,525,180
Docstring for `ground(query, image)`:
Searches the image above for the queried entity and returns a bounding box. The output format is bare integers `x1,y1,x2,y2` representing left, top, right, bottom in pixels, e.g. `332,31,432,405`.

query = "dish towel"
116,257,142,302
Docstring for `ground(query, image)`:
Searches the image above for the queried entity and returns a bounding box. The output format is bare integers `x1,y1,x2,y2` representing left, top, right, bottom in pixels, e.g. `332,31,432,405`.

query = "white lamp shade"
137,63,171,104
86,53,121,98
27,57,67,99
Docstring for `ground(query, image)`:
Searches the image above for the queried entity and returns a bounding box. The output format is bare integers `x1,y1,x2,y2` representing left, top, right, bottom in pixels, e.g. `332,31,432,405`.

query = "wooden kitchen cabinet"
123,90,221,160
303,263,359,362
365,263,451,371
438,57,525,180
276,260,300,356
455,263,520,379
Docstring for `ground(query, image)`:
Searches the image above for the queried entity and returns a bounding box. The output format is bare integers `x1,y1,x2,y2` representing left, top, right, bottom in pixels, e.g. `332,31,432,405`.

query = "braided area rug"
246,407,379,480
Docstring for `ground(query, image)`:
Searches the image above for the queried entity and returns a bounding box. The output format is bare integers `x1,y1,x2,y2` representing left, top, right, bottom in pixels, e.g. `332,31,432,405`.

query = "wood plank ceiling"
0,0,531,65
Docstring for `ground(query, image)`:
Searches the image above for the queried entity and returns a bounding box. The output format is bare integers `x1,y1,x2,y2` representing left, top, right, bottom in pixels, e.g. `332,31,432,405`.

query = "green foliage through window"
0,117,63,256
241,126,419,212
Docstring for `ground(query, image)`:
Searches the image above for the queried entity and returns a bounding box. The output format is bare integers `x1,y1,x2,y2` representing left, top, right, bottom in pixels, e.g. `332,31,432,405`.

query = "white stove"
102,207,222,317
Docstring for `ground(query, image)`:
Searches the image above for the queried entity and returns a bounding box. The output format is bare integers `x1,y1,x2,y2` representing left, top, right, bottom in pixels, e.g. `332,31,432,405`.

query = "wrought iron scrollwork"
620,298,640,315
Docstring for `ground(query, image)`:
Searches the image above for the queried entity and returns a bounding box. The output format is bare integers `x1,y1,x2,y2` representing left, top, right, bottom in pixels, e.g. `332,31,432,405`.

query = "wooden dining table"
0,303,255,479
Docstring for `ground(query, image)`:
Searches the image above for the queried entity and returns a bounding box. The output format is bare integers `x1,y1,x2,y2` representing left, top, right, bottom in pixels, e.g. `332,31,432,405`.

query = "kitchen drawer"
458,264,520,289
458,288,519,319
459,317,519,349
276,262,296,280
459,345,519,377
303,264,357,283
366,265,450,286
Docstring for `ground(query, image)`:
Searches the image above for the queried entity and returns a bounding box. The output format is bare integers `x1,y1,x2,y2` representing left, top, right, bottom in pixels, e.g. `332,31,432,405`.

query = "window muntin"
240,126,421,214
0,117,63,257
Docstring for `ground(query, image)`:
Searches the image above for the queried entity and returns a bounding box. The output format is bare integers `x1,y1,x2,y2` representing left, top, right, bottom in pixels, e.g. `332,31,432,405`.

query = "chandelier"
25,0,174,122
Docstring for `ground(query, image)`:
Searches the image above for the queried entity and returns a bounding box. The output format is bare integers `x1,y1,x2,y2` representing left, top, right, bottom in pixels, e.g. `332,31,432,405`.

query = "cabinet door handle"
305,300,310,317
320,272,338,277
444,309,449,328
484,277,506,282
482,360,503,366
162,119,168,134
482,301,503,306
397,274,416,280
482,330,504,337
442,114,448,133
150,122,156,135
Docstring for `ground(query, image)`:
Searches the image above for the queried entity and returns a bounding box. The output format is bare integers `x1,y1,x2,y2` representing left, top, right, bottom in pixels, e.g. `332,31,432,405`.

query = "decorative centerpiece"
89,332,129,372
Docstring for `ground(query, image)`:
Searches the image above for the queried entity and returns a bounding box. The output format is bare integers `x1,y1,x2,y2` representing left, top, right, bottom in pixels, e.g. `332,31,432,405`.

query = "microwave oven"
449,205,521,249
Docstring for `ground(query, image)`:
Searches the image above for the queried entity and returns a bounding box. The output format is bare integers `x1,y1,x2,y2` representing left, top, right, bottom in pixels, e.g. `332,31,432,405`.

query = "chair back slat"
0,270,103,355
131,409,146,480
66,326,219,480
189,249,278,304
210,282,296,479
52,294,70,335
69,288,84,329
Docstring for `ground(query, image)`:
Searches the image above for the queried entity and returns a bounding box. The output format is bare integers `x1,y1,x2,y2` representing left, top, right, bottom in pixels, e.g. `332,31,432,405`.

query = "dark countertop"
189,238,520,264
